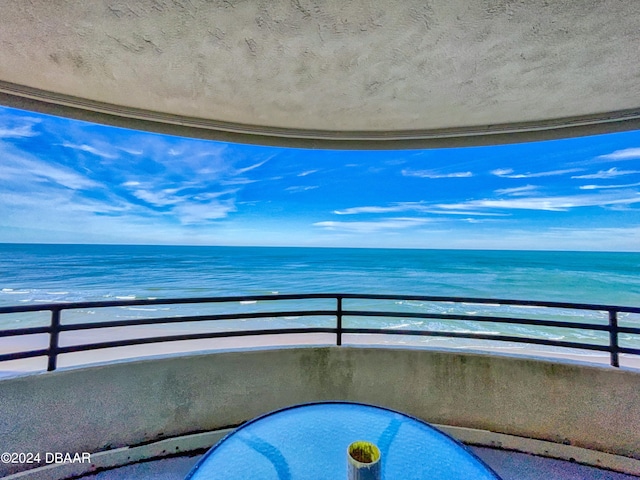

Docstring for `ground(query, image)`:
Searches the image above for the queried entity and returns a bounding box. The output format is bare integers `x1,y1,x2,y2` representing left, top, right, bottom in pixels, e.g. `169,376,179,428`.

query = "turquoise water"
1,244,639,305
1,244,639,349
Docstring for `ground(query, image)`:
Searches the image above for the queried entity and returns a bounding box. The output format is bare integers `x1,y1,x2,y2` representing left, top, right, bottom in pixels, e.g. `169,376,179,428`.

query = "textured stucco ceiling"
1,0,639,148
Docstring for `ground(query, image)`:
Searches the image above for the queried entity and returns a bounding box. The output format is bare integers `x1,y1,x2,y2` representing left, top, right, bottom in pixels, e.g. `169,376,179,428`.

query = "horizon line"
1,242,638,254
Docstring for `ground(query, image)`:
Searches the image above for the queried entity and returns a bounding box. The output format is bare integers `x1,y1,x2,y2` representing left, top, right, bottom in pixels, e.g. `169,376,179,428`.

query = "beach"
2,326,639,378
1,244,639,375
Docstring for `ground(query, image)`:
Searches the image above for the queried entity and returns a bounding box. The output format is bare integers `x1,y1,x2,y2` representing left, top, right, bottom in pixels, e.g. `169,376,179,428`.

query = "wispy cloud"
335,192,640,216
0,124,40,139
314,218,431,233
598,148,640,161
131,189,180,207
0,151,101,191
436,191,640,212
117,146,144,156
334,204,418,215
426,210,510,216
579,182,640,190
235,159,269,175
572,167,640,179
491,168,582,178
298,169,319,177
334,202,507,216
0,110,41,138
172,200,236,224
60,141,118,159
494,185,539,196
401,169,473,179
286,186,319,193
220,178,258,186
0,121,271,228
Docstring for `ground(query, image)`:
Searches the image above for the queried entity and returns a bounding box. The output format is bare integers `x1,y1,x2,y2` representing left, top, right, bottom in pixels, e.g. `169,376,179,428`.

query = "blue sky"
1,105,639,250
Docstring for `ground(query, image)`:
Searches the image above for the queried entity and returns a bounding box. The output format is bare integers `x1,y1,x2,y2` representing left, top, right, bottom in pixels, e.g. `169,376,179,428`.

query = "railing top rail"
0,292,638,371
1,293,639,315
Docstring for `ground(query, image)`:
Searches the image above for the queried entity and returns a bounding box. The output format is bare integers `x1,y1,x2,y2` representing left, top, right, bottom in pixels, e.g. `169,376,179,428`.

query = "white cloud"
572,167,640,179
173,200,236,224
491,168,582,178
298,170,319,177
598,148,640,161
334,204,415,215
313,218,431,233
34,163,101,190
334,202,508,216
132,189,180,207
491,168,514,176
286,186,319,193
494,185,539,196
0,124,39,138
0,151,100,191
426,210,510,216
402,169,473,179
60,142,118,159
0,112,41,138
235,160,269,175
436,191,640,212
579,182,640,190
193,190,237,201
220,178,258,185
117,147,144,156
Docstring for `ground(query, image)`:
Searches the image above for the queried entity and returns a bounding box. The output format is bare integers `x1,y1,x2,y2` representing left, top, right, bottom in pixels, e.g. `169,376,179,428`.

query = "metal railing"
1,293,639,372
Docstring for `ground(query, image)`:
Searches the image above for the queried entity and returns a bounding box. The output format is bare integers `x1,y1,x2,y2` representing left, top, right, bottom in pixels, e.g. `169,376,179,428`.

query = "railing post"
336,296,343,346
609,310,619,368
47,308,61,372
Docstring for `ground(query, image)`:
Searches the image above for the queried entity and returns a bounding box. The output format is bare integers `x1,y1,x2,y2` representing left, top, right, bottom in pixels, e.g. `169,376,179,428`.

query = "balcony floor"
78,447,640,480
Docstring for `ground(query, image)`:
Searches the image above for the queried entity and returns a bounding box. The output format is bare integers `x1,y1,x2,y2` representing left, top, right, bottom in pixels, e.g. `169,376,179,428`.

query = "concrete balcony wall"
1,0,640,148
1,346,640,477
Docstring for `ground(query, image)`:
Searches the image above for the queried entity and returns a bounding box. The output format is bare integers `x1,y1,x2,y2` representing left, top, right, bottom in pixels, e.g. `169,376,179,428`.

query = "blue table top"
185,402,501,480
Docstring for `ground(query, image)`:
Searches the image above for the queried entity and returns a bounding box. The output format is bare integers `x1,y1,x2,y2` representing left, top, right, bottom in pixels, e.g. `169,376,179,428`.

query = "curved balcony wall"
1,0,640,148
2,346,640,478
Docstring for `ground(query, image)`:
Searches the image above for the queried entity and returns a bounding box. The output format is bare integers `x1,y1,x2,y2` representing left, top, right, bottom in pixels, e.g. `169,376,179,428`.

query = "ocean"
1,243,639,355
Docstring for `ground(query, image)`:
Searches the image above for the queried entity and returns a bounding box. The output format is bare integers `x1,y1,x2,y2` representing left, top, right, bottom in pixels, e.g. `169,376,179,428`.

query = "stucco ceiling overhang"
1,0,639,149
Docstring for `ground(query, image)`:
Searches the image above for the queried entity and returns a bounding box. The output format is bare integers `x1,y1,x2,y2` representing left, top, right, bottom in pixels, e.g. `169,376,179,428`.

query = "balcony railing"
1,293,639,372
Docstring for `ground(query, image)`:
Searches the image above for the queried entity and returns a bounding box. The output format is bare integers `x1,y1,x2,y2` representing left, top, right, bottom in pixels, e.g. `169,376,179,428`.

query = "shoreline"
2,326,639,377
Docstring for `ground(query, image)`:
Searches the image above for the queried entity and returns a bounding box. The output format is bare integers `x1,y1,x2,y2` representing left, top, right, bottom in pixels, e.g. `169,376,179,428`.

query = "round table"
185,402,501,479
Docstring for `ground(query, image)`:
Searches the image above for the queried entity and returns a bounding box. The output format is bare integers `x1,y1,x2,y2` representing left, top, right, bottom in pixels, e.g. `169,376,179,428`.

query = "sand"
2,322,639,378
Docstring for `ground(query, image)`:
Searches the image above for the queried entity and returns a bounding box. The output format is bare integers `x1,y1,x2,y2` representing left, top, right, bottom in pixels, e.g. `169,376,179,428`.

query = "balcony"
1,294,640,479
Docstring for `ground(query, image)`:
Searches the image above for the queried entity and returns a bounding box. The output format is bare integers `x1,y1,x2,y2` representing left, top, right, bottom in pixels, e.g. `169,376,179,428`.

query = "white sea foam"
240,300,257,305
116,295,136,300
463,302,502,307
510,305,550,310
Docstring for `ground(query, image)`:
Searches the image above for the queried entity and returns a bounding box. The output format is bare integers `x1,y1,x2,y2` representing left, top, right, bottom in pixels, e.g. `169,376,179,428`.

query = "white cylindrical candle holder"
347,441,381,480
